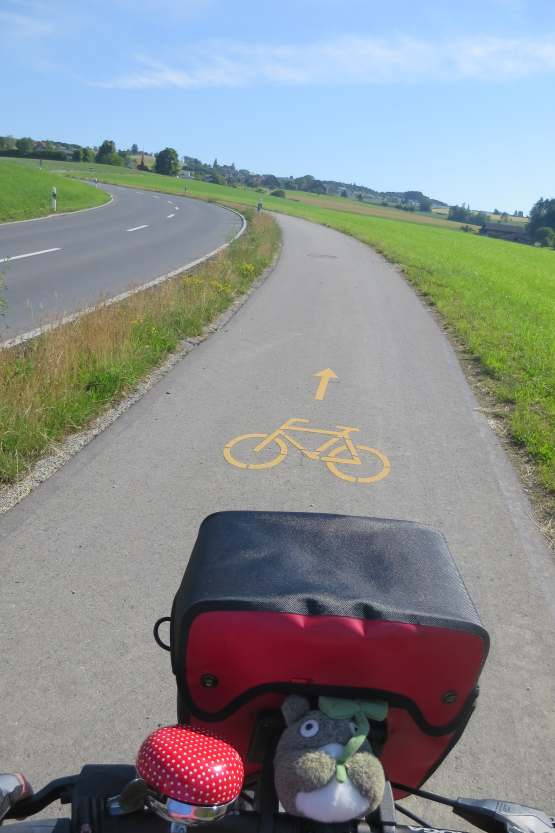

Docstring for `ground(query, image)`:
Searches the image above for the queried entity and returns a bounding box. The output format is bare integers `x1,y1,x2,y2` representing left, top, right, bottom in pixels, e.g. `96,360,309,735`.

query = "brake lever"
453,798,555,833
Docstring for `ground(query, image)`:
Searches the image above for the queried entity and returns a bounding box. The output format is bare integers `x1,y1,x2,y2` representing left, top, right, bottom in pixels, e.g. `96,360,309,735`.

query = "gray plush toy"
274,695,386,824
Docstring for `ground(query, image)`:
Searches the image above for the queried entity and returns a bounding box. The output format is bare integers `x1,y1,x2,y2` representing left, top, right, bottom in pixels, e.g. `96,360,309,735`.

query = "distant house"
126,161,138,169
479,223,535,246
34,141,47,150
180,171,193,178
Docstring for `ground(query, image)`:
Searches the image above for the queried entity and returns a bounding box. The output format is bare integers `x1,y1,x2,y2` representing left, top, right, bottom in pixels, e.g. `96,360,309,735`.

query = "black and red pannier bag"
170,511,489,795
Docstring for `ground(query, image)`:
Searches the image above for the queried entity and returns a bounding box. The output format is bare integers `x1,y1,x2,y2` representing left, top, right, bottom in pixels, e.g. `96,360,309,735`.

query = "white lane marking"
175,207,179,210
0,247,61,263
167,200,172,203
153,196,159,199
127,225,149,232
167,214,175,218
1,205,247,350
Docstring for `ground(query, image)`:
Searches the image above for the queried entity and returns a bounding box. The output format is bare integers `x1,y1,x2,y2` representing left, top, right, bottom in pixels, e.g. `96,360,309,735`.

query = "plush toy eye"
300,719,319,738
350,721,358,736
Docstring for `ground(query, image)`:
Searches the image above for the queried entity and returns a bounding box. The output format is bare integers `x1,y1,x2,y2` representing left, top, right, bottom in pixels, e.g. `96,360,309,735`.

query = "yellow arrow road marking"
314,368,338,400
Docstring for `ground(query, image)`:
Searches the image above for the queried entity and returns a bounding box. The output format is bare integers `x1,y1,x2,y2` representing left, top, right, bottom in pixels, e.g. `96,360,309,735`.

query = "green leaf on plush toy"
318,698,388,783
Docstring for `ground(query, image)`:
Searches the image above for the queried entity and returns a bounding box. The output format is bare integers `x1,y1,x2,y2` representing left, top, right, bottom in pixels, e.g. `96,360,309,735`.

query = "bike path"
1,214,554,822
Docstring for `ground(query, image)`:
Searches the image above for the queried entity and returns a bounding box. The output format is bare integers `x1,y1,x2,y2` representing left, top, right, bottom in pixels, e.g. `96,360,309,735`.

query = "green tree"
341,189,348,198
82,147,96,163
212,171,226,186
449,205,469,223
96,140,117,163
72,147,83,162
101,152,124,166
45,141,55,152
155,147,180,176
0,137,6,150
419,196,433,212
131,143,139,154
535,227,555,247
16,137,35,154
356,193,364,202
527,197,555,237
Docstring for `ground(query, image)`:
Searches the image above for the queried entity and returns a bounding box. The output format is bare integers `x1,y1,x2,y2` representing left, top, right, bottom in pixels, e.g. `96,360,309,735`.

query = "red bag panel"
186,611,484,727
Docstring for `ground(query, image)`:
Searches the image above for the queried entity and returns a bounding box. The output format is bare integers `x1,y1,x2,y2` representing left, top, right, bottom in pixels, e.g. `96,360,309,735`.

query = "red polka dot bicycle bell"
137,725,244,806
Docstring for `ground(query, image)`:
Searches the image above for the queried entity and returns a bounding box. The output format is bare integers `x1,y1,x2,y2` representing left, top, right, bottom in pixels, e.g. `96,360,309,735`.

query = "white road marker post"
257,198,262,217
95,178,98,188
52,186,57,212
184,185,187,195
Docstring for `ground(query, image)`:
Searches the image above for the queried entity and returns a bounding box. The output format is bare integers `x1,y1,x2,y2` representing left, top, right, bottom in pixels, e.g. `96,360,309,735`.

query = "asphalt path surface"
1,214,554,825
0,183,241,336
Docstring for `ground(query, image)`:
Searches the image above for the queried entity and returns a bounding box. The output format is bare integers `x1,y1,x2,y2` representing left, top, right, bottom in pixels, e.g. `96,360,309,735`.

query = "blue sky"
2,0,555,211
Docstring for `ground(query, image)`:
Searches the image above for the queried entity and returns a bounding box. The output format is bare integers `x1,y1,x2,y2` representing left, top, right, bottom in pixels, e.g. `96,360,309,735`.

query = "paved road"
1,214,554,824
0,183,241,337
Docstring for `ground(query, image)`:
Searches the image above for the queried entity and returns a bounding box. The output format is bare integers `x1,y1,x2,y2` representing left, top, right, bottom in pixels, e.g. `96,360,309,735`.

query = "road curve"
0,183,242,336
0,214,554,824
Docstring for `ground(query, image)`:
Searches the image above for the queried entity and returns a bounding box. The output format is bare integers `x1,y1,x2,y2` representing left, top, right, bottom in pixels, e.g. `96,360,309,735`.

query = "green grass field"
0,159,110,223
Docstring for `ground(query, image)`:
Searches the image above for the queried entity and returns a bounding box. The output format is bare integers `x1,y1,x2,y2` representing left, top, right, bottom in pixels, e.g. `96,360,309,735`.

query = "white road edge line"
127,225,149,232
0,248,61,263
167,214,175,218
1,206,247,350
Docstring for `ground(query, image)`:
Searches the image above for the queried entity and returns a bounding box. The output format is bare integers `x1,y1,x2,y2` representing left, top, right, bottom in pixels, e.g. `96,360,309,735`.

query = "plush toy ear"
281,695,311,726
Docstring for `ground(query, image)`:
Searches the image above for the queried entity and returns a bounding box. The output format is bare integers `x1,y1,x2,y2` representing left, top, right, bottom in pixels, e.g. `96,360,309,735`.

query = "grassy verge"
0,159,109,223
0,209,280,484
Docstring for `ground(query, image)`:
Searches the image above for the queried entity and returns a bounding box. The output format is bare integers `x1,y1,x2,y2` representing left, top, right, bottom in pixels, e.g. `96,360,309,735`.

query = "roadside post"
89,167,93,172
39,159,42,169
184,185,187,195
95,178,98,188
257,198,262,216
52,187,57,212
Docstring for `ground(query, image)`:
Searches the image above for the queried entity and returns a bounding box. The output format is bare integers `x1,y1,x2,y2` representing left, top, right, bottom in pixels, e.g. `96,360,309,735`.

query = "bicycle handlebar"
5,765,554,833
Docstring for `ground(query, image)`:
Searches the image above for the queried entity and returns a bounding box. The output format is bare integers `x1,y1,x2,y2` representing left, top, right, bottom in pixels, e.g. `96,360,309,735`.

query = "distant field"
0,159,110,223
56,166,481,231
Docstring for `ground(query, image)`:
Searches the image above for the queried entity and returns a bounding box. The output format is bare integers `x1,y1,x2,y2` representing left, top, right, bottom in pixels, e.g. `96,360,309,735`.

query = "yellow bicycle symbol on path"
223,418,390,483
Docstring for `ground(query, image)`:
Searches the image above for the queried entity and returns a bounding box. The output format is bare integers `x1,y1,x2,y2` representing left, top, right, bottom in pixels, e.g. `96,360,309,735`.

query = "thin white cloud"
87,34,555,89
0,9,54,37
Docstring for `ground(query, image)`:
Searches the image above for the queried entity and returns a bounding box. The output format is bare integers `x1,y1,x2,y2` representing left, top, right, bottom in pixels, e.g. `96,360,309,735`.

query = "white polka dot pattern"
136,724,244,806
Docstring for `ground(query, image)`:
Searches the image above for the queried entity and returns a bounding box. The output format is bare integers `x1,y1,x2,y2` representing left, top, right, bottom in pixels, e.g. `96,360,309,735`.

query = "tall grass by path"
0,209,280,484
0,159,109,223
